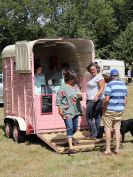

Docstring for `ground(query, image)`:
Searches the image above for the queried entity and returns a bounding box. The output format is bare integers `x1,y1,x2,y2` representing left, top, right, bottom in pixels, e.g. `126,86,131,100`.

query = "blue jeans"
86,99,103,138
64,115,78,138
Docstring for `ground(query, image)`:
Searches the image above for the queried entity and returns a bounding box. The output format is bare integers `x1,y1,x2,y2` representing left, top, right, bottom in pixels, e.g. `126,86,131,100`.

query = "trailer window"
103,66,110,70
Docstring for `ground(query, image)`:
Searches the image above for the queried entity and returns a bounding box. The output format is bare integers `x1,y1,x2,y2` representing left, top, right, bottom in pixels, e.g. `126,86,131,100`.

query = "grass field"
0,86,133,177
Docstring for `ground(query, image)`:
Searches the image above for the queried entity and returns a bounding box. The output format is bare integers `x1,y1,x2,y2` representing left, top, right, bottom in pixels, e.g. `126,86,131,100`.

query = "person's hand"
124,99,127,106
102,103,107,116
93,95,99,102
48,79,53,86
58,107,65,119
102,107,106,116
77,93,83,101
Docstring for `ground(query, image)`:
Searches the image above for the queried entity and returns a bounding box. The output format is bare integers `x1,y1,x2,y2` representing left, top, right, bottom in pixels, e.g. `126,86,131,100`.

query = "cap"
110,69,119,76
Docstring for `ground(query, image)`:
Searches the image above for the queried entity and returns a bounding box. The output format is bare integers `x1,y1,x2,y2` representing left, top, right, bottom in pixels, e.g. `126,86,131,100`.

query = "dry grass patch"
0,85,133,177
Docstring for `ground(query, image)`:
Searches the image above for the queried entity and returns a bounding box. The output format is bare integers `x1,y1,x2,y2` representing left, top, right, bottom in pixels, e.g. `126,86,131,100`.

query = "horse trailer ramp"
37,130,106,154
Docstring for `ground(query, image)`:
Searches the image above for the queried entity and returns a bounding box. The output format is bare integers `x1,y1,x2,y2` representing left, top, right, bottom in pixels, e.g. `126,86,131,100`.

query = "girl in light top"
86,63,105,139
34,65,46,95
56,71,82,154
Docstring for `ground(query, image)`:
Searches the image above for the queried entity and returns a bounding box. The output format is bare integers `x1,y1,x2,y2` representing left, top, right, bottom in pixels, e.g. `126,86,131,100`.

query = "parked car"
0,73,3,104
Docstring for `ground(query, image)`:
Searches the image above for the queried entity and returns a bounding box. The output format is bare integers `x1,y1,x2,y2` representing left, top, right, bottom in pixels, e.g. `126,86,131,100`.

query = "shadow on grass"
0,125,51,150
0,103,4,107
25,135,55,152
122,140,133,144
0,124,54,152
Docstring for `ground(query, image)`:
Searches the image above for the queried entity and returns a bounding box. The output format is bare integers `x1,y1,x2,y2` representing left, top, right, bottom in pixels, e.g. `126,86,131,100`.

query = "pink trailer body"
35,93,88,134
3,57,34,134
2,39,102,153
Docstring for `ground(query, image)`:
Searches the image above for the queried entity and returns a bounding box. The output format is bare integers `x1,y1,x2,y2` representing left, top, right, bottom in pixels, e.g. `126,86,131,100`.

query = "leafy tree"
0,0,133,65
109,0,133,31
0,0,50,51
110,22,133,63
47,0,118,58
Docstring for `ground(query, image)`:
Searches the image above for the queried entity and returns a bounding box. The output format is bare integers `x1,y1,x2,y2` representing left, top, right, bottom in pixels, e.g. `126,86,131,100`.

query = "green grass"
0,85,133,177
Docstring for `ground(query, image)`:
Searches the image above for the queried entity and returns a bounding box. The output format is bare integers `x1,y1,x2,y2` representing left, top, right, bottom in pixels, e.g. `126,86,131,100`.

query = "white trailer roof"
2,38,95,59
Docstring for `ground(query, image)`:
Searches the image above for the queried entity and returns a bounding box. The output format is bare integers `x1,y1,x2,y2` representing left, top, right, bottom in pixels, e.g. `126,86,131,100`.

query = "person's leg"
95,99,103,136
113,112,123,154
95,116,101,133
114,120,121,153
68,137,73,150
73,115,78,135
97,126,104,138
128,77,132,84
72,115,79,144
64,118,73,150
104,125,112,153
115,128,121,153
97,116,104,138
88,119,97,137
86,101,97,137
103,112,113,153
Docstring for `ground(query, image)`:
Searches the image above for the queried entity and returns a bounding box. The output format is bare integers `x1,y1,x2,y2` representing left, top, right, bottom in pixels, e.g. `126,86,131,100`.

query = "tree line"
0,0,133,66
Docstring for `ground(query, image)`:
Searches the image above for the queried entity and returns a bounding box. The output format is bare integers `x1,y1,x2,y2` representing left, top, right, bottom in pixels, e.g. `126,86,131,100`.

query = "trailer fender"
4,116,26,131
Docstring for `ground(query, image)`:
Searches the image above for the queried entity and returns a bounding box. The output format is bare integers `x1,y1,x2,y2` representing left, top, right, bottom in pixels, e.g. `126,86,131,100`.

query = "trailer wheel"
13,122,25,143
5,121,13,138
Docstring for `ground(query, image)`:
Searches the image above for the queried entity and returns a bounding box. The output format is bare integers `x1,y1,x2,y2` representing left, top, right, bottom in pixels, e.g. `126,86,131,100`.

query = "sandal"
68,149,76,154
103,151,113,156
72,138,79,145
84,136,96,140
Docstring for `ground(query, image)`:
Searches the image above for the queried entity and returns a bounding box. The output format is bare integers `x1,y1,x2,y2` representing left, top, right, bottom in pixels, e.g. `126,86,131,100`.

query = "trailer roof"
1,38,95,59
1,39,57,58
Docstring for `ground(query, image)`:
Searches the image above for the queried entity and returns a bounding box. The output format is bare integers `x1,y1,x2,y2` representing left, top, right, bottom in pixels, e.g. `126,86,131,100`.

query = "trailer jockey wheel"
13,122,25,143
5,121,13,138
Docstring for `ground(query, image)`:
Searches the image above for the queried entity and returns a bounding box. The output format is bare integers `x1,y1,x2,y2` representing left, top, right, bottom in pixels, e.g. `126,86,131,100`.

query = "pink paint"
2,39,95,135
3,57,89,135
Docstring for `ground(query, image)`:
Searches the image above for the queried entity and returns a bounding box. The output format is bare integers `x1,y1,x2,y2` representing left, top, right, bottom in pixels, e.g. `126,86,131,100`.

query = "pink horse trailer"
2,38,104,153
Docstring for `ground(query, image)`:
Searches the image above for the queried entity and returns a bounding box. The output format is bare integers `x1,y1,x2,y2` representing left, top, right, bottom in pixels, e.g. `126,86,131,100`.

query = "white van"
95,59,125,79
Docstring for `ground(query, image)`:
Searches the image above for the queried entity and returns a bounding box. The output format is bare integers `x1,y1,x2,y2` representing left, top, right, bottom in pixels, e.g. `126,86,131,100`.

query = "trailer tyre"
13,122,25,143
5,121,13,138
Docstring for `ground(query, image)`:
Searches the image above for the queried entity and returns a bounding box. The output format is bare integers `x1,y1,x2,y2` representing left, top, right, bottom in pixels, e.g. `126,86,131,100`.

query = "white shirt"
86,74,104,100
34,74,46,95
50,71,65,93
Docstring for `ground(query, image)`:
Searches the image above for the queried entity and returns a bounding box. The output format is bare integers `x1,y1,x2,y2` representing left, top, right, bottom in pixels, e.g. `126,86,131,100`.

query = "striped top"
105,79,128,112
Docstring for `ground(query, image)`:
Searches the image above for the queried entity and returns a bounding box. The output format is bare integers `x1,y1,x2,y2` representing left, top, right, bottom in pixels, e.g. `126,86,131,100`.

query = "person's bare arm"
102,96,110,115
58,106,65,119
124,96,128,106
94,79,105,102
